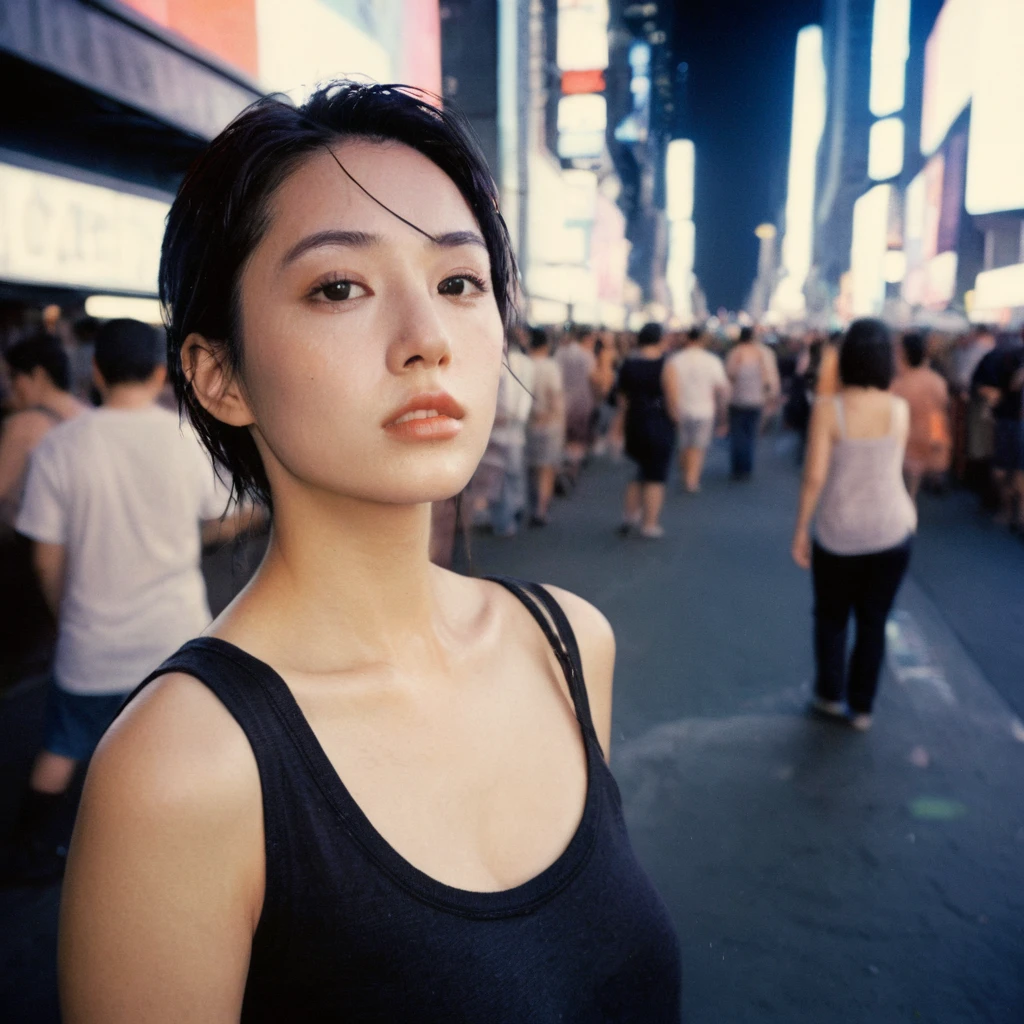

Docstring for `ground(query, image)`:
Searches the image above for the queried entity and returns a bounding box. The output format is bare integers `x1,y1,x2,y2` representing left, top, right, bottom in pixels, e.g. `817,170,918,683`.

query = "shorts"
42,682,128,761
527,426,564,468
992,418,1021,471
677,416,714,451
564,405,594,447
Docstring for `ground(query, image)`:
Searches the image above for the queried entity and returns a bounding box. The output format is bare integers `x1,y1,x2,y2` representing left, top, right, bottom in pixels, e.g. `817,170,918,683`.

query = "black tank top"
125,576,682,1022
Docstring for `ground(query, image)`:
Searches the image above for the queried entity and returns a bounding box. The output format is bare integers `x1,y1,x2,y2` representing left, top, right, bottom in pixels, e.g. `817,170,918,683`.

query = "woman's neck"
223,492,447,673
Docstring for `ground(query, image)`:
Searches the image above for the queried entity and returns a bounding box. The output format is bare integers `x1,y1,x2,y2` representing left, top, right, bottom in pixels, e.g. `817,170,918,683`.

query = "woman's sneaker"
848,713,873,732
639,524,665,539
810,696,846,720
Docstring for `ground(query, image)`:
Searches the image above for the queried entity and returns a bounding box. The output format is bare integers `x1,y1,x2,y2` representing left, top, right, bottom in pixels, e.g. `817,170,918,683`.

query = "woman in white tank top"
791,319,915,731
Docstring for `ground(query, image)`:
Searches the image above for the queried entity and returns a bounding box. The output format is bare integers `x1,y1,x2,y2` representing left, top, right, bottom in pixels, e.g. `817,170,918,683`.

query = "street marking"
908,797,967,821
886,610,957,705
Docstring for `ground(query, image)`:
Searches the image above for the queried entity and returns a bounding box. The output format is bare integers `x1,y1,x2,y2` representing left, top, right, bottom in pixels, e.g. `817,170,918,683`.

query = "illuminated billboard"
557,0,610,72
965,0,1024,215
868,117,904,181
0,162,169,294
850,184,891,316
775,25,826,316
665,139,694,223
920,0,977,155
870,0,911,117
121,0,259,77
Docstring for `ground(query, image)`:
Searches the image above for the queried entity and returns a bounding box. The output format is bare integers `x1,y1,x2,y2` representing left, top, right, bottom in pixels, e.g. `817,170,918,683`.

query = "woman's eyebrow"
281,229,381,266
432,230,488,251
281,228,486,268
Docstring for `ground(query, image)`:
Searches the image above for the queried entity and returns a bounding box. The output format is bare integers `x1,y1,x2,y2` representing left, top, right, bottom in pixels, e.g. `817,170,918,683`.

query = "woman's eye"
315,280,366,302
438,275,487,297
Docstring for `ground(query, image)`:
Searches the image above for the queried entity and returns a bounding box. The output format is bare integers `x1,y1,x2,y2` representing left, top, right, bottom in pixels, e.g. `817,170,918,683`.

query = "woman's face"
234,139,505,507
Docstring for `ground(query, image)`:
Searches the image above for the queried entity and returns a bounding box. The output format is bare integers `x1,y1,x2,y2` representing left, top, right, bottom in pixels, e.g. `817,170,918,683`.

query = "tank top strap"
485,575,599,747
117,637,295,764
833,395,846,438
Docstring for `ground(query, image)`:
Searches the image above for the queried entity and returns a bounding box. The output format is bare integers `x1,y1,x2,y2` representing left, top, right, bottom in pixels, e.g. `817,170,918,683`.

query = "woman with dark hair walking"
58,83,680,1022
791,318,916,731
616,323,675,538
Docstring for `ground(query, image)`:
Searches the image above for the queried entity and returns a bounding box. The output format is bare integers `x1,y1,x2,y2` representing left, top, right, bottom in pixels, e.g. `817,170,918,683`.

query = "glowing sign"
557,0,610,72
870,0,911,117
974,262,1024,310
0,162,169,294
868,117,904,181
256,0,392,102
558,94,607,133
920,0,977,155
777,25,826,316
850,184,892,316
965,0,1024,215
665,139,695,222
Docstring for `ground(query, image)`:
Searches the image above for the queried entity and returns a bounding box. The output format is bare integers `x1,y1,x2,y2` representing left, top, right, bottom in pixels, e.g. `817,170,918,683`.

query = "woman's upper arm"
803,399,834,487
60,674,263,1024
540,586,615,762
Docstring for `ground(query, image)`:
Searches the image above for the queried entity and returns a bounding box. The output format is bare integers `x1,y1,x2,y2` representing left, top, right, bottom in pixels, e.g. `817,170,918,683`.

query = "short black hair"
739,326,754,343
901,332,926,368
529,326,549,350
839,318,894,389
94,319,163,385
686,326,703,343
160,81,517,510
5,333,71,391
637,322,663,348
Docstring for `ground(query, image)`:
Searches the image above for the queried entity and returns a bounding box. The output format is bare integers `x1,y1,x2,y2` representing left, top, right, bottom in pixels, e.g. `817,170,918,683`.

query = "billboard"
965,0,1024,215
850,184,891,316
869,0,911,117
0,162,169,295
920,0,977,155
121,0,259,77
868,117,904,181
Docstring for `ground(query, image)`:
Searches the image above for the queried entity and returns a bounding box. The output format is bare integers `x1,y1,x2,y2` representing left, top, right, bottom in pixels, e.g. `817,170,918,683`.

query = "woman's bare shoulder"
89,671,260,819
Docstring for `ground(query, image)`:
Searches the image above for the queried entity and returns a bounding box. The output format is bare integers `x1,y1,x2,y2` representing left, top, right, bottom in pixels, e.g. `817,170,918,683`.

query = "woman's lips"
383,392,465,441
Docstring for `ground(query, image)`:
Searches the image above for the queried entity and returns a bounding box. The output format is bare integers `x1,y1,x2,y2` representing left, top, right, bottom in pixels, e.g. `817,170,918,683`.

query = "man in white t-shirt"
664,326,731,492
7,319,237,881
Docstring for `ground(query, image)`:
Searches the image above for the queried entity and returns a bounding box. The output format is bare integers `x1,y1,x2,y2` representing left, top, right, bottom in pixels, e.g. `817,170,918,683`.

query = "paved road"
2,435,1022,1022
463,436,1024,1024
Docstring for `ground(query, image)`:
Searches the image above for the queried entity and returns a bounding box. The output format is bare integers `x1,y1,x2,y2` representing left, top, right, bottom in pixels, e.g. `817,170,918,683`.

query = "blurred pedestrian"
555,323,598,486
725,325,781,479
791,318,916,731
0,333,88,683
488,327,534,537
663,325,730,492
589,329,619,456
972,329,1024,524
1,333,88,529
58,84,681,1021
891,332,950,501
3,319,237,883
526,326,565,526
616,323,675,538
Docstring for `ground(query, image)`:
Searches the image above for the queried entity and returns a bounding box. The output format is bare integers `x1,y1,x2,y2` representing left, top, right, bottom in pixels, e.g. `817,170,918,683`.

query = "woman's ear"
181,333,254,427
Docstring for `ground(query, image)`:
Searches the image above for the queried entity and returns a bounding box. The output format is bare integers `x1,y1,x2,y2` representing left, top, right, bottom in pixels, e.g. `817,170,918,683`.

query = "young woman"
616,323,675,538
59,83,681,1022
791,318,916,731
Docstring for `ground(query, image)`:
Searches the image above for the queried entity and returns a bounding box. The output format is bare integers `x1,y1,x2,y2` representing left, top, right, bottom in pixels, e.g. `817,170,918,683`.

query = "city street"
3,435,1024,1023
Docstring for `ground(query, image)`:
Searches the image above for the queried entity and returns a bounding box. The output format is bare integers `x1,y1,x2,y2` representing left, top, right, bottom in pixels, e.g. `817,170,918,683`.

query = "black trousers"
811,538,912,714
728,405,761,477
